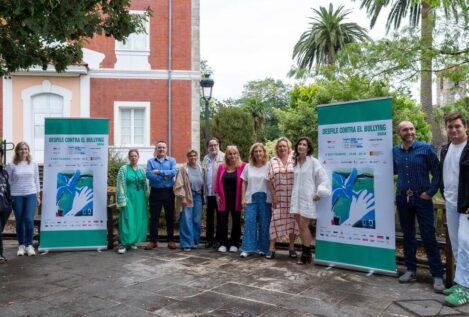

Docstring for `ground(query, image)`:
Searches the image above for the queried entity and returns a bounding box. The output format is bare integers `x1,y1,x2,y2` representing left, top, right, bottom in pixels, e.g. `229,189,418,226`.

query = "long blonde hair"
224,145,242,167
13,142,32,165
248,143,268,165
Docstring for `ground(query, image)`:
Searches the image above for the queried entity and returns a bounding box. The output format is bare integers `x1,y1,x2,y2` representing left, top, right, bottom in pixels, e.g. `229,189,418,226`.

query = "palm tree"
293,3,370,68
358,0,466,150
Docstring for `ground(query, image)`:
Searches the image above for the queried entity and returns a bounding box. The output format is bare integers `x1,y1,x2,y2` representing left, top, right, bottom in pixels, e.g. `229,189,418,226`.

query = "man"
393,121,445,292
145,141,178,250
440,112,469,307
201,137,224,248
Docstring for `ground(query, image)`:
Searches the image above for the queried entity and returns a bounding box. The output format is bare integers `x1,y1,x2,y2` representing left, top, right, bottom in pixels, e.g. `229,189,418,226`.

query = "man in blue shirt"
393,120,444,292
145,141,178,250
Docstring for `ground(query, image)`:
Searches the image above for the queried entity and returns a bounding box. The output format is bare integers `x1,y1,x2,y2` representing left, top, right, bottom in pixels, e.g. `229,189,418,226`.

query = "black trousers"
217,198,241,248
149,188,175,243
0,210,11,256
205,196,218,243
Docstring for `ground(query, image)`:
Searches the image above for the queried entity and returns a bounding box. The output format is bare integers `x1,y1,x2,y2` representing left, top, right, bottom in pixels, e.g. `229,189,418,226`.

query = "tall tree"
0,1,150,75
238,78,290,141
292,3,370,68
358,0,466,150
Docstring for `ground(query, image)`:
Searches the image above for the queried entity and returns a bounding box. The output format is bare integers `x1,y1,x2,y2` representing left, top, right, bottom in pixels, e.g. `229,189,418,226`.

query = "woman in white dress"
290,137,331,264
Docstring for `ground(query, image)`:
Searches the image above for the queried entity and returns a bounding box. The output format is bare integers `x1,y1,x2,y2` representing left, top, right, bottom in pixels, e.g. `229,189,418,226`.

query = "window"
115,12,150,52
32,93,64,151
114,102,150,147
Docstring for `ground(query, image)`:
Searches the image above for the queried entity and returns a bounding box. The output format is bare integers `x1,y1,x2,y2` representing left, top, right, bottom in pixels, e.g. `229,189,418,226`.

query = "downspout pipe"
167,0,173,155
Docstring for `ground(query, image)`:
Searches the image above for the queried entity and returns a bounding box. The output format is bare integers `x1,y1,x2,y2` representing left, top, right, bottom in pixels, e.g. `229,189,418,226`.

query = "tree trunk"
420,2,443,151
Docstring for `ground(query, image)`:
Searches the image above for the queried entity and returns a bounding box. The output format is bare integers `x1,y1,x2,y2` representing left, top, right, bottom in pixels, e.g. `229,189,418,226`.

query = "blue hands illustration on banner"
56,170,94,217
331,168,376,228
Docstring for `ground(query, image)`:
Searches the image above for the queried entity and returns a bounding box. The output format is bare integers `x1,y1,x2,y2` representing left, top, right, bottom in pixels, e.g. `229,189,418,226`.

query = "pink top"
214,162,246,212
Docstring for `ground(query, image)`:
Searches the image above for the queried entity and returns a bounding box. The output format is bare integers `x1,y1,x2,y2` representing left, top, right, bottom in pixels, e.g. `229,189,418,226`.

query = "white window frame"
114,101,151,147
22,80,71,160
115,11,150,54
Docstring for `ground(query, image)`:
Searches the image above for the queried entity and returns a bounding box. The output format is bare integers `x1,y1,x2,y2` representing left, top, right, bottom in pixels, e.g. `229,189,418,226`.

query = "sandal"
265,250,276,259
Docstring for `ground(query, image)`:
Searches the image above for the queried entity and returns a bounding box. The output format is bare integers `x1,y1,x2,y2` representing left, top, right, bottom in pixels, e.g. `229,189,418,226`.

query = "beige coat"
202,151,225,199
173,163,205,212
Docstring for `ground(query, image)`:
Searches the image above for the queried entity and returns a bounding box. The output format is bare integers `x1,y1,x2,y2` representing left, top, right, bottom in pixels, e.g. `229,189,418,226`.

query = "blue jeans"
12,194,37,246
396,194,444,277
241,192,272,254
179,191,202,248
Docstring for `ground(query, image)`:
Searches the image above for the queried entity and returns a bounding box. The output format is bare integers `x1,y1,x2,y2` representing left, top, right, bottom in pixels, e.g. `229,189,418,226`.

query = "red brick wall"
85,0,192,71
90,78,192,161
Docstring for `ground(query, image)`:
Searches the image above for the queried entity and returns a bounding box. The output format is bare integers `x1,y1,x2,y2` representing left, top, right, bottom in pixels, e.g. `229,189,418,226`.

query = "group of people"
0,111,467,308
116,136,331,266
393,112,468,307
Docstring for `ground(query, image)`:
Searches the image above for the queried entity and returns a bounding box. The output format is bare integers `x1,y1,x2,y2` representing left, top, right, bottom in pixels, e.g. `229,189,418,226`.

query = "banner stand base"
314,259,397,277
38,246,108,252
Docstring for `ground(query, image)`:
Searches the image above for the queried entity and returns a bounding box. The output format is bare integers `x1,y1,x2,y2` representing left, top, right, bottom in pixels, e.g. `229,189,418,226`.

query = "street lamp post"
200,74,214,151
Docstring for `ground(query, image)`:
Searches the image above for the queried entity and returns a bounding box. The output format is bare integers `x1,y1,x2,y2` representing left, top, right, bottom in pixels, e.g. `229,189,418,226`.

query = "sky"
200,0,389,101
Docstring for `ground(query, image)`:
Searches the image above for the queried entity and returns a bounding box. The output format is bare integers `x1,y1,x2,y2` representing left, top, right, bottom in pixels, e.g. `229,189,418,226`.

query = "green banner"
39,118,109,251
316,97,396,275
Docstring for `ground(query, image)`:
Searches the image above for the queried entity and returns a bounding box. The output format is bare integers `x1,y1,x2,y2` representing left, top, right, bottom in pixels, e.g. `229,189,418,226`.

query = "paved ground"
1,240,468,317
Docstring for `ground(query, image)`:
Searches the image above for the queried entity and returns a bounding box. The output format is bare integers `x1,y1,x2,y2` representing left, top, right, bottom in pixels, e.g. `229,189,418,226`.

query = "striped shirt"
6,161,41,196
392,141,441,197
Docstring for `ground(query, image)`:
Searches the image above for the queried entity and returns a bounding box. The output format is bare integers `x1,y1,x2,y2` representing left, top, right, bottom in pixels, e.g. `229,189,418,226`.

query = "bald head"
397,121,414,133
397,120,416,146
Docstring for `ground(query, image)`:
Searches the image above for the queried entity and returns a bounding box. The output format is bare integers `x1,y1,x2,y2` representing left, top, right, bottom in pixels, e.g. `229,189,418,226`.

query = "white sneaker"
240,251,248,258
17,245,25,256
117,246,126,254
218,245,227,253
229,246,238,253
130,244,138,250
26,245,35,256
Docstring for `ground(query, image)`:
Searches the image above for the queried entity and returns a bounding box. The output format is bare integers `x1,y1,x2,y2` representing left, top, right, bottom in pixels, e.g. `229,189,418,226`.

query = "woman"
0,147,13,262
214,145,246,253
290,137,331,264
240,143,271,257
266,137,298,259
174,149,204,251
7,142,40,256
116,149,148,254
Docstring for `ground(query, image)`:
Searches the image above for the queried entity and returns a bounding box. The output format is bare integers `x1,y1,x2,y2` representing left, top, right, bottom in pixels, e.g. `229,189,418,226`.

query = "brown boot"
144,241,157,250
167,241,177,249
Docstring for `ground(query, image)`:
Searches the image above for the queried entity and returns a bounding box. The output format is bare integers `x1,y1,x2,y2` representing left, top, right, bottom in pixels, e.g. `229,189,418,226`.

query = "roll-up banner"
315,97,396,275
39,118,109,251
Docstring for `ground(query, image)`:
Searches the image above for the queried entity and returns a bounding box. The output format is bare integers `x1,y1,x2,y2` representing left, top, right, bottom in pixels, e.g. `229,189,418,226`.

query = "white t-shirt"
443,141,467,205
6,161,41,196
240,164,271,204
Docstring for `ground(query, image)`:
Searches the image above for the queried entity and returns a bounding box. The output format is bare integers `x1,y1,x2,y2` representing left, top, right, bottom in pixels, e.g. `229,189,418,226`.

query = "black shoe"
297,245,312,265
205,241,213,248
289,249,298,259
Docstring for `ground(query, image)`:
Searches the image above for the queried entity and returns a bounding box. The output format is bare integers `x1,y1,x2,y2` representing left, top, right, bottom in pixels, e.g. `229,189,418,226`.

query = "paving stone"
87,304,157,317
154,284,205,300
0,299,65,317
395,299,461,316
209,297,274,316
105,288,176,312
3,242,469,316
154,291,232,316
